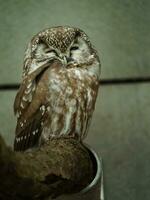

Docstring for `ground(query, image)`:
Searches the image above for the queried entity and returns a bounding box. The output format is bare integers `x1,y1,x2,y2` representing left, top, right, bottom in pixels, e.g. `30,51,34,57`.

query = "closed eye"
45,48,59,57
70,46,79,51
45,49,56,53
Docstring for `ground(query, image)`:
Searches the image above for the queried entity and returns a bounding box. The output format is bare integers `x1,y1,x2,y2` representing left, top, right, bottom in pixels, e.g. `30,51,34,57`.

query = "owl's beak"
59,56,74,66
65,56,74,63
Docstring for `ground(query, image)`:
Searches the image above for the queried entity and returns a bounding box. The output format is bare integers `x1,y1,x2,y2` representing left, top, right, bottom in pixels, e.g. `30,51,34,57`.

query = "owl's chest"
42,67,99,139
47,67,97,97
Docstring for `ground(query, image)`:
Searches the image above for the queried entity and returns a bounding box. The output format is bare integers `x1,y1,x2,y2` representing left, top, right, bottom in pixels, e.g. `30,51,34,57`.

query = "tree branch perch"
0,135,94,200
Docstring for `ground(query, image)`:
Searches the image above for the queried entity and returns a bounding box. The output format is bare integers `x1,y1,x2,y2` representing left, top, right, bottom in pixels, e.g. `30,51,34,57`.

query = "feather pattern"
14,26,100,151
14,61,53,151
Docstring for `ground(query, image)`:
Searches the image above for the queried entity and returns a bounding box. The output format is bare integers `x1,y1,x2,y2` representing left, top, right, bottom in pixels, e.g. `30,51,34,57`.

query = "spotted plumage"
14,26,100,151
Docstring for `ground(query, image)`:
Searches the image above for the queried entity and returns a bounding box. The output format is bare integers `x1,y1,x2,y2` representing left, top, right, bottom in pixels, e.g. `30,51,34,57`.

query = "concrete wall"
0,1,149,199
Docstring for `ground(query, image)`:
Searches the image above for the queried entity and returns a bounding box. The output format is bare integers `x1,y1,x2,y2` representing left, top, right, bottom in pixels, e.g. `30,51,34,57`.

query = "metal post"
53,146,104,200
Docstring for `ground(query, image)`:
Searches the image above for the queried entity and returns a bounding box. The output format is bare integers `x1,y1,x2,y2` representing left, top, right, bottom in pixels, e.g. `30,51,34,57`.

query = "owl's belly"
42,67,99,140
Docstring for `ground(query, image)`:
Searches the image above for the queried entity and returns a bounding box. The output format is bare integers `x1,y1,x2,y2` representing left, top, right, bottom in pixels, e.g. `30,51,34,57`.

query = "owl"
14,26,100,151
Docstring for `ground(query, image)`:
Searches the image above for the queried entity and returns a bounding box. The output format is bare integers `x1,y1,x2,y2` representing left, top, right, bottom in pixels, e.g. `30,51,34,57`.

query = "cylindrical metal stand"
55,146,104,200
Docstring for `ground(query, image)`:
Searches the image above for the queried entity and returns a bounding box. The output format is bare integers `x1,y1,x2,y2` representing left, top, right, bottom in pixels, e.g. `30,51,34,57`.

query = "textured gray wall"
0,0,150,200
0,0,150,83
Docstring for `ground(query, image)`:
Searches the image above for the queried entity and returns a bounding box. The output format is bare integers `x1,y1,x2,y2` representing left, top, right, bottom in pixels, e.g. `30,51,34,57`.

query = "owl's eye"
44,48,59,57
45,49,56,54
70,46,79,51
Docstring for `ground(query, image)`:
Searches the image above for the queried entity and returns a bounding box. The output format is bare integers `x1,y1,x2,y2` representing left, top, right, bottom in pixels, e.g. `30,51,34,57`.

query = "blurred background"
0,0,150,199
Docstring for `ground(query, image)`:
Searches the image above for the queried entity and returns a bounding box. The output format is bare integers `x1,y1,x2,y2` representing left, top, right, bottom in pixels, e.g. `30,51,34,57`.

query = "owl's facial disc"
68,38,91,65
35,43,59,62
34,42,71,66
56,38,91,67
33,36,91,68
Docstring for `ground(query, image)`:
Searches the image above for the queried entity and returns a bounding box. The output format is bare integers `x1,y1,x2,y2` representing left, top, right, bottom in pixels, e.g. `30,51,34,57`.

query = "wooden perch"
0,135,94,200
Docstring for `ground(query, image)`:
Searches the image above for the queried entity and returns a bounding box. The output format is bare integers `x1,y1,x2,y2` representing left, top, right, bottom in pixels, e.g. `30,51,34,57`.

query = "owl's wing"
14,61,51,115
14,79,45,151
14,109,44,151
14,80,48,151
14,60,62,151
14,63,52,151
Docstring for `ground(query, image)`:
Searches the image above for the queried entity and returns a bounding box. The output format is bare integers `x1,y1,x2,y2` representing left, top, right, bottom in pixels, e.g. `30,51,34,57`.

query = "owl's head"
23,26,100,77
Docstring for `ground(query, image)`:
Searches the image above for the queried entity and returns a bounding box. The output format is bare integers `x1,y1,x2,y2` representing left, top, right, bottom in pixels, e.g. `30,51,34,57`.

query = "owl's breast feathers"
42,61,99,141
14,60,99,151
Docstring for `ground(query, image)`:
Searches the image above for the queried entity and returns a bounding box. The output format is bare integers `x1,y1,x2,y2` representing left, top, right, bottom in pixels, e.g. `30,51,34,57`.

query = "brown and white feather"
14,26,100,151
